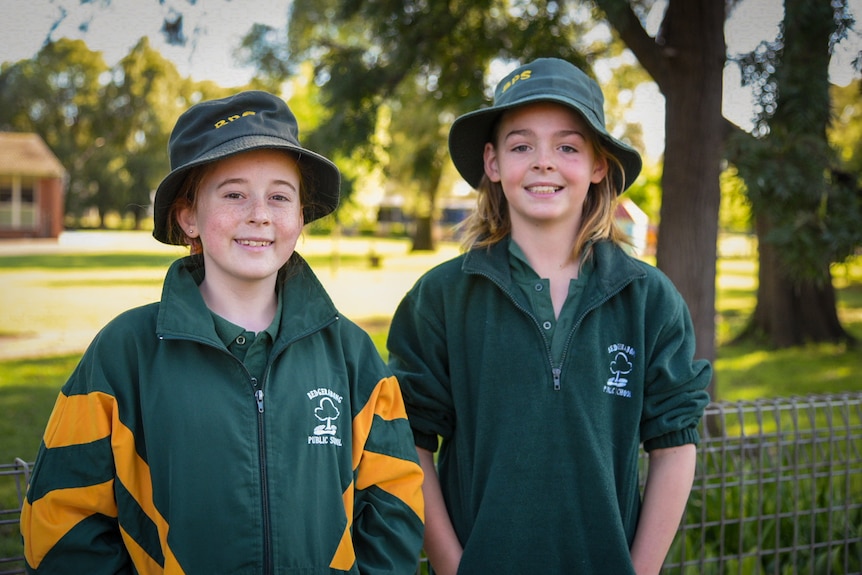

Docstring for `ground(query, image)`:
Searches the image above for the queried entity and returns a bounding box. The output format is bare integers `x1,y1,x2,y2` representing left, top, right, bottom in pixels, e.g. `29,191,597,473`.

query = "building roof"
614,197,650,227
0,132,67,178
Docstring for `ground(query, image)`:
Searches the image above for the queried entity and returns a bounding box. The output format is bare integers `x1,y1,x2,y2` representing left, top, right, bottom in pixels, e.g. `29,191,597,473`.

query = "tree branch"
595,0,670,89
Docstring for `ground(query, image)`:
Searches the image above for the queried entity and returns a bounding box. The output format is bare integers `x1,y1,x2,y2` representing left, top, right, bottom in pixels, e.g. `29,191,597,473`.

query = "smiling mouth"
528,185,560,195
237,239,272,247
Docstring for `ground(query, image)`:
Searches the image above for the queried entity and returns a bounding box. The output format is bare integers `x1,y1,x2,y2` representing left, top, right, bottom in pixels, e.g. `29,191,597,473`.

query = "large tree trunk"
611,0,726,400
657,82,723,401
743,215,852,347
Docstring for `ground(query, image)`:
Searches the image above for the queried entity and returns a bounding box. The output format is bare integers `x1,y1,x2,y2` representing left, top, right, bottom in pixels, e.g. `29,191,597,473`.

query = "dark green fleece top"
388,238,711,574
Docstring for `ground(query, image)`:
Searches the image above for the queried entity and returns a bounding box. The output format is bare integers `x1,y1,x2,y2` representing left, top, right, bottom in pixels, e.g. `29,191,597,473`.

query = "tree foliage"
246,0,651,248
0,39,110,220
0,37,234,227
724,0,860,347
728,0,861,280
830,79,862,176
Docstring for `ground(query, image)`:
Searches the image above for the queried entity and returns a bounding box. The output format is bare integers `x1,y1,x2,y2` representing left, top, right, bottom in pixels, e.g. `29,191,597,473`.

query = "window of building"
0,176,39,229
0,179,13,227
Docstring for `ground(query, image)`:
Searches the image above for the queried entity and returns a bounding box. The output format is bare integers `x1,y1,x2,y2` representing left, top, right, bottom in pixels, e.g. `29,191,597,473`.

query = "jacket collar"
156,255,339,348
462,237,645,296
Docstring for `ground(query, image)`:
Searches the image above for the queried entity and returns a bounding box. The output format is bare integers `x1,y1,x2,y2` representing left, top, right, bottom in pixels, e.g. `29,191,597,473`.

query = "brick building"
0,132,67,239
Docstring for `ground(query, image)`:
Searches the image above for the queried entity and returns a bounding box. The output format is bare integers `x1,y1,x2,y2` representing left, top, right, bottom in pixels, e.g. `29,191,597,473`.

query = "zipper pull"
553,368,561,391
255,389,264,413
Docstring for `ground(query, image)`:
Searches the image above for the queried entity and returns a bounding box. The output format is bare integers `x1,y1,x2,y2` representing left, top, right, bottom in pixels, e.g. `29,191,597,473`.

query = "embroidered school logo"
306,388,343,447
604,343,636,399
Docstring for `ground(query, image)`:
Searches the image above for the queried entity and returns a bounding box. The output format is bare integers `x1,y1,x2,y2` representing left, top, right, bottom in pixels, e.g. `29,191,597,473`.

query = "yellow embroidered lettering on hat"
152,91,341,245
213,110,256,129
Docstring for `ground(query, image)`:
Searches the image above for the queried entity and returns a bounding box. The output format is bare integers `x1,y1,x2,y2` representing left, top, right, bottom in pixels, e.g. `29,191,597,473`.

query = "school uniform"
388,238,711,574
22,255,424,575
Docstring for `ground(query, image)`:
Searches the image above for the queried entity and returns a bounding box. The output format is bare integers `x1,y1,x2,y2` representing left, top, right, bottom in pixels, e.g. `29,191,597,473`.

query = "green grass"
0,356,80,460
0,355,80,570
0,253,181,270
714,256,862,402
716,342,862,400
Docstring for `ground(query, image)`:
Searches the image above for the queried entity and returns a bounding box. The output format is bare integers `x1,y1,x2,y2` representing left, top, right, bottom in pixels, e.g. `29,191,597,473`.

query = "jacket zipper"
252,376,273,575
256,315,338,575
556,280,636,388
552,368,562,391
471,268,637,392
160,315,339,575
157,335,275,573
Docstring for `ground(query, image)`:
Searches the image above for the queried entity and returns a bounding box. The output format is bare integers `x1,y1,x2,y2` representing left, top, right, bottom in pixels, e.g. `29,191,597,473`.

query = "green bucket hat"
448,57,642,194
152,90,341,245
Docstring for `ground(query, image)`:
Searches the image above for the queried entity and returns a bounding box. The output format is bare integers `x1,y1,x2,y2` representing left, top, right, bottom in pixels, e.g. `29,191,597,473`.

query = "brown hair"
458,116,631,261
166,164,214,253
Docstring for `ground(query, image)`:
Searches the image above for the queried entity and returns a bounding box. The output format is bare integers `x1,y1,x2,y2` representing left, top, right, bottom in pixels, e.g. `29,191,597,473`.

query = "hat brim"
152,135,340,245
448,95,642,195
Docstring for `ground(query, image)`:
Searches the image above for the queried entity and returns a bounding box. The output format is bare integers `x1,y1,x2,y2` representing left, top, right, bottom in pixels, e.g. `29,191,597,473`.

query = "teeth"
238,240,271,247
530,186,558,194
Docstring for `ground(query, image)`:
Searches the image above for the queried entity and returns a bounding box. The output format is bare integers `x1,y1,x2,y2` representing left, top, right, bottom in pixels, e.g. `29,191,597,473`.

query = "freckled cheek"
199,205,247,223
207,212,245,233
274,205,304,224
274,211,303,229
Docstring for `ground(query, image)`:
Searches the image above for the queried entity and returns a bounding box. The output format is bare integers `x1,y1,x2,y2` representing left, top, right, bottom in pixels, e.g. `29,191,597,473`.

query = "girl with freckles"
21,90,424,575
387,58,711,574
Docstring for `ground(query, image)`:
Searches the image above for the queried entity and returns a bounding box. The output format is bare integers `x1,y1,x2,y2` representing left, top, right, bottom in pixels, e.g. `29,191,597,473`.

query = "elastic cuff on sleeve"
644,426,700,452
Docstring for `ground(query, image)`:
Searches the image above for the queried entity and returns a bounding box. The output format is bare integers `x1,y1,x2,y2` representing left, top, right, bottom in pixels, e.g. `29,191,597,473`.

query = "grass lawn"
0,235,860,569
714,256,862,401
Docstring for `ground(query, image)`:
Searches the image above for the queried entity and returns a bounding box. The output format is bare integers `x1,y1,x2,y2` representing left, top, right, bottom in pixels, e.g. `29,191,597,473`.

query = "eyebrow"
216,178,298,190
503,128,587,141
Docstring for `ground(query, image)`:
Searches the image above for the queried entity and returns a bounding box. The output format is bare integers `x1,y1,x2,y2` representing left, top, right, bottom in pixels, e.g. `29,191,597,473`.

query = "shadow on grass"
0,253,181,270
715,339,862,402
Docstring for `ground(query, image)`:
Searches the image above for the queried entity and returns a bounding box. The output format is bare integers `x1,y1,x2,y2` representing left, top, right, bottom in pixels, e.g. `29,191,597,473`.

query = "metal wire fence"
2,393,861,575
663,393,862,574
0,459,30,575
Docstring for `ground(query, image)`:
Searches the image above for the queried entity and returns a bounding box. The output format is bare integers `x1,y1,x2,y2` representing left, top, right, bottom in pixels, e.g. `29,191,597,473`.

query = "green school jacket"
388,239,710,574
22,256,424,575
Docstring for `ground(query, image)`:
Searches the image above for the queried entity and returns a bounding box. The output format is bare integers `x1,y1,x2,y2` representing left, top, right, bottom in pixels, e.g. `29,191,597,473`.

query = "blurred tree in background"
597,0,726,398
0,37,232,228
725,0,862,347
247,0,651,250
0,39,110,223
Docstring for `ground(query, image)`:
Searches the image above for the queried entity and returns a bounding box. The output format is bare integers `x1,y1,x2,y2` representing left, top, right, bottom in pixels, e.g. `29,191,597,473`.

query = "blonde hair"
459,118,631,261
